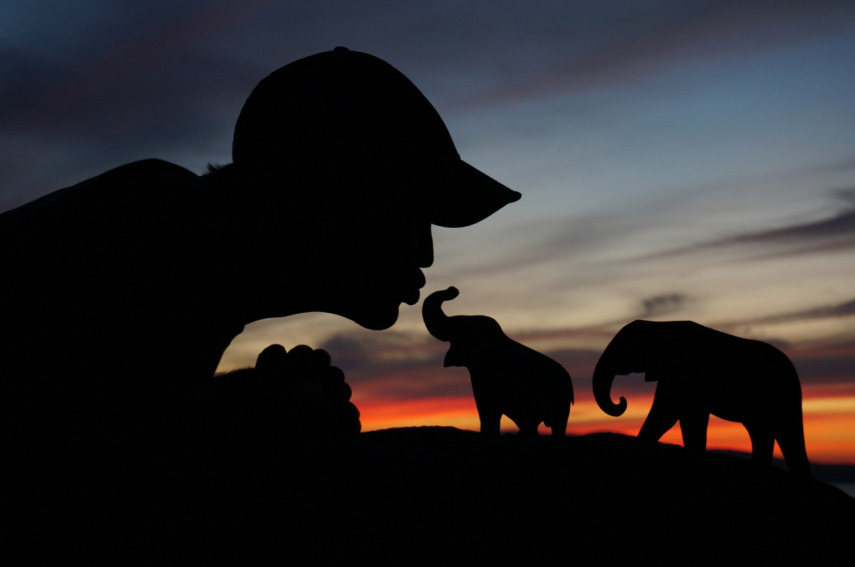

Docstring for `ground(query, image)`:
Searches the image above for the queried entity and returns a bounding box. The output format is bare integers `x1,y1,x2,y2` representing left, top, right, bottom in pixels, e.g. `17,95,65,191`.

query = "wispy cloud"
639,293,693,318
715,188,855,251
318,330,471,402
730,298,855,328
458,0,855,108
633,188,855,262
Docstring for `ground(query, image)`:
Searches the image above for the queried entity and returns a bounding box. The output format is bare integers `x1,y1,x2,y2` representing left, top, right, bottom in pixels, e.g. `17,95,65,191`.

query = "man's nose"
416,222,434,267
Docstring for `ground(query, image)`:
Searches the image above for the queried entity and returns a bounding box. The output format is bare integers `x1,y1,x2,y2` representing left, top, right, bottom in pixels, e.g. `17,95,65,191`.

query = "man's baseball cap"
232,47,520,228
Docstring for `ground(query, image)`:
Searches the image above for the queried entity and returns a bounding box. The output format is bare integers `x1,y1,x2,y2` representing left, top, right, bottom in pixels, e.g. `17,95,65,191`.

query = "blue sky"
2,1,854,453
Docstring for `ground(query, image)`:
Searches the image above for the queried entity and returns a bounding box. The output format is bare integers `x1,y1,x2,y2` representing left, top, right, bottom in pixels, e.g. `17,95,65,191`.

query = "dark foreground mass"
10,427,854,564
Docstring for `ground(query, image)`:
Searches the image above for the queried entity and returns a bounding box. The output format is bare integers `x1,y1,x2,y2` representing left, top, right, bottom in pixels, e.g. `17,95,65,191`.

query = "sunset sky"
3,1,854,463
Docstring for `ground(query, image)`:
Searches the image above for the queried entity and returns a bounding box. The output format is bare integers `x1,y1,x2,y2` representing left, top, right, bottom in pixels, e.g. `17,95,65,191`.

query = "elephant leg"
550,414,569,437
472,383,502,435
745,422,774,466
777,422,810,477
479,417,501,435
517,422,539,437
477,404,502,436
679,412,709,452
544,405,570,437
638,384,680,441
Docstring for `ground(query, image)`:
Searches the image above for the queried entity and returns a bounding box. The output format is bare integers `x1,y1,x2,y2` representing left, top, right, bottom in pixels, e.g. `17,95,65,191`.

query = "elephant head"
422,286,504,368
592,320,651,417
422,286,574,437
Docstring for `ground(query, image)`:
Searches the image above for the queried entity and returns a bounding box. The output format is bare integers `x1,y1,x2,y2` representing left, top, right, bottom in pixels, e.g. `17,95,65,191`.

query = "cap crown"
233,47,459,183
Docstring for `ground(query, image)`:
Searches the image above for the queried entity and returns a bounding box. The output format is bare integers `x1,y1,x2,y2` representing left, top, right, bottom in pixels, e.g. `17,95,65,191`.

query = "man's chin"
347,303,402,331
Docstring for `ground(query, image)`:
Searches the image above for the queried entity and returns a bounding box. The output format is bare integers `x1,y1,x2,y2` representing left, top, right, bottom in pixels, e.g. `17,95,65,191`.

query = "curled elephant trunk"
593,359,628,417
422,286,460,342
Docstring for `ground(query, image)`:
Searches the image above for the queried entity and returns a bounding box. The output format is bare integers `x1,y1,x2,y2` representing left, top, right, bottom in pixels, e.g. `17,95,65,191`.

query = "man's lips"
402,289,420,306
402,269,426,306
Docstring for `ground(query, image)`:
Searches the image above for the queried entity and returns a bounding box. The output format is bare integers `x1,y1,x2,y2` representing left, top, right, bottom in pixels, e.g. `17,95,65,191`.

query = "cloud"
716,188,855,252
457,0,855,108
321,330,436,371
639,293,692,318
4,0,854,213
634,188,855,263
792,343,855,386
1,4,250,206
730,298,855,328
318,330,472,402
804,156,855,177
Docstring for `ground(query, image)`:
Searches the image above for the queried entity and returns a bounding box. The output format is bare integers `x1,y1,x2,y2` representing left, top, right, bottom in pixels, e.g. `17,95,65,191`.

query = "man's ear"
198,164,279,236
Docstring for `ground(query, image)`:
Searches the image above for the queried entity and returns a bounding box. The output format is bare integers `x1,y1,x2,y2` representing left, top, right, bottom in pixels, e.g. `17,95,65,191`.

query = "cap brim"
429,160,521,228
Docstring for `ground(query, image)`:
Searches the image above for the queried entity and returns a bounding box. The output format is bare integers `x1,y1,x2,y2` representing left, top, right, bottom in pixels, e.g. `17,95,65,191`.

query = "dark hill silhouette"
9,427,853,565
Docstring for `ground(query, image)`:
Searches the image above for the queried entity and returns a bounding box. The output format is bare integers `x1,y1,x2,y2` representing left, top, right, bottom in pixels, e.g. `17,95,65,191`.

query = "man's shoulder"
1,159,199,220
78,159,199,196
0,159,203,255
60,159,203,223
96,158,198,182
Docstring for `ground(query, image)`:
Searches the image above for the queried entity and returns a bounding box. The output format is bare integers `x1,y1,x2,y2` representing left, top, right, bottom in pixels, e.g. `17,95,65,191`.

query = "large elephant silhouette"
593,320,810,476
423,287,573,436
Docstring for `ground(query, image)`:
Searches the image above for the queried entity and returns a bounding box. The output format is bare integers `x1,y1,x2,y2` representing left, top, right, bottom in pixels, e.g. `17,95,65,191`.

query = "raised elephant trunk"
422,286,460,342
592,355,628,417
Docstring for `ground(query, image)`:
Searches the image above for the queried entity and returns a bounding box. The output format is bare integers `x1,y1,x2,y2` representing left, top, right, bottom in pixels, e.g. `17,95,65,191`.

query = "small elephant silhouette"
593,320,810,476
423,286,573,436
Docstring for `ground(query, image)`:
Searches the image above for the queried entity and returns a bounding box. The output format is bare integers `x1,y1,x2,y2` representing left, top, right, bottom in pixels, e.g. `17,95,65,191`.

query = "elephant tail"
773,358,811,478
777,408,811,478
776,359,811,478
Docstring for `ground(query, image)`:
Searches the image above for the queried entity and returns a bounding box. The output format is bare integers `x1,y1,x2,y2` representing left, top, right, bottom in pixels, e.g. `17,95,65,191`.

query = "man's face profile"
227,176,434,331
227,47,519,331
318,197,434,331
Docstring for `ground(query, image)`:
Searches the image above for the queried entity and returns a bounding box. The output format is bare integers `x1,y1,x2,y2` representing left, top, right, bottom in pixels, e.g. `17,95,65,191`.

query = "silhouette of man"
0,47,520,451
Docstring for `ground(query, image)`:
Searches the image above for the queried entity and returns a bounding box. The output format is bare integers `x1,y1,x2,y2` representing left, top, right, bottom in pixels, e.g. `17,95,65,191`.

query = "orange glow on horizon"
355,389,855,464
356,395,482,432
